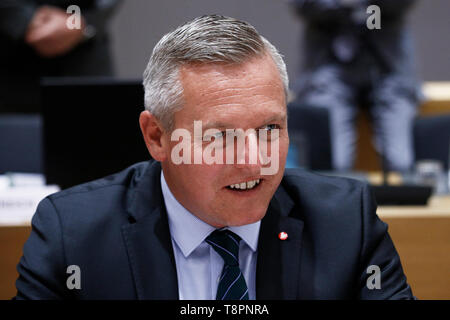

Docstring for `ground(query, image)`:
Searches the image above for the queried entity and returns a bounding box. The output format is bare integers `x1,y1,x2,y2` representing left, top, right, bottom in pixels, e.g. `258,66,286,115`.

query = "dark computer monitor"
287,102,332,171
41,77,150,190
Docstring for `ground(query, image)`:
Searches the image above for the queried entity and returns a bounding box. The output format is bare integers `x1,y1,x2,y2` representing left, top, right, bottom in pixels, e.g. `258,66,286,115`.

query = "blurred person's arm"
25,5,86,58
25,0,121,58
291,0,367,25
82,0,121,39
370,0,417,18
1,0,121,58
292,0,418,24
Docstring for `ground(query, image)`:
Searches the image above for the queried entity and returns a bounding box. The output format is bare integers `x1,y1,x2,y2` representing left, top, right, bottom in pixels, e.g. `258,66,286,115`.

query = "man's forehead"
179,58,283,103
179,54,281,85
173,54,286,128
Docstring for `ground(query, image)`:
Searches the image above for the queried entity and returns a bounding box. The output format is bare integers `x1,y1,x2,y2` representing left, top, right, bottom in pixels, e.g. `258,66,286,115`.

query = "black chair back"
287,102,332,170
0,114,43,174
414,114,450,170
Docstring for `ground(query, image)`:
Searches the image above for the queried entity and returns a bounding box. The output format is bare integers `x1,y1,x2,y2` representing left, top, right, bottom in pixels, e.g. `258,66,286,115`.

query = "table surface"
377,195,450,218
1,198,449,299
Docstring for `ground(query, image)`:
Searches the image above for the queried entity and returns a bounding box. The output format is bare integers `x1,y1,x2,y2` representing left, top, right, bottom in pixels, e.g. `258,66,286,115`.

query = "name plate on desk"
0,186,60,226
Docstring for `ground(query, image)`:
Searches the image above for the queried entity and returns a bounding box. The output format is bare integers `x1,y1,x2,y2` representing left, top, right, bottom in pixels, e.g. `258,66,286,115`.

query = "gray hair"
143,14,289,130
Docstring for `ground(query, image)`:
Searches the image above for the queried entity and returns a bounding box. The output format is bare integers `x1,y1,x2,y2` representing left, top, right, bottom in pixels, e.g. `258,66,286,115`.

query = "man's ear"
139,110,168,161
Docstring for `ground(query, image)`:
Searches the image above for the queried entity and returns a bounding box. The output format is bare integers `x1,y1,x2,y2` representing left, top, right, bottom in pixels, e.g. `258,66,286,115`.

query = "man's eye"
204,131,225,141
261,124,279,131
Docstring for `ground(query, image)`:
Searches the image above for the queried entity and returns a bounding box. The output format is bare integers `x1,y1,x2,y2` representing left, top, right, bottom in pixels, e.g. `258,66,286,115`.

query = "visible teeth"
228,179,261,190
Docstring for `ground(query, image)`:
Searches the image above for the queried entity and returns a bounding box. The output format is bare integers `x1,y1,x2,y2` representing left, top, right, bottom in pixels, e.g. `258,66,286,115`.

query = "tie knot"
206,229,241,266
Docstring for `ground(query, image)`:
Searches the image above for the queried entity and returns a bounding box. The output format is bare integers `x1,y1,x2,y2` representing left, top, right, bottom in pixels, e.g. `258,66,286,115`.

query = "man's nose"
235,131,263,170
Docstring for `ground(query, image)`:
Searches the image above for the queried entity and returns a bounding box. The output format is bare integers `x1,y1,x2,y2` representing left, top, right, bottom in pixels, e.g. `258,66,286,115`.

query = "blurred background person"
0,0,121,113
291,0,422,172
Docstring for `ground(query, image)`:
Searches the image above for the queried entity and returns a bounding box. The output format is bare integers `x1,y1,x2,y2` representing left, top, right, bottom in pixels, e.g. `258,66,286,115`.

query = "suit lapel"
121,161,178,299
256,185,304,299
120,160,305,300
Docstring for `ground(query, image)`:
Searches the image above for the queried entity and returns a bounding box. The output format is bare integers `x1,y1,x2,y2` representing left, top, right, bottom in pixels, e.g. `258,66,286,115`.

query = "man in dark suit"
15,15,413,300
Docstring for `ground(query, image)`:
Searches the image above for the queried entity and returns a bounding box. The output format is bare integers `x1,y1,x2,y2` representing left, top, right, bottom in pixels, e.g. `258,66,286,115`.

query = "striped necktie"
206,229,249,300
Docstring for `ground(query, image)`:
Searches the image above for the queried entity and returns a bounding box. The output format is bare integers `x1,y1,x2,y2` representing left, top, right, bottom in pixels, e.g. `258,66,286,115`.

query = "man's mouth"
226,179,261,191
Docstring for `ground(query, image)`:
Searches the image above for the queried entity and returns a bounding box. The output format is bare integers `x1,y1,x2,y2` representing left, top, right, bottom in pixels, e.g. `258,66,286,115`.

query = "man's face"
161,54,289,228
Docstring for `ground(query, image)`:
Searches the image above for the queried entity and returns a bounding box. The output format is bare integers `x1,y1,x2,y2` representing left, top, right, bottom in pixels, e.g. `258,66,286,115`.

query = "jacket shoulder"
41,161,152,228
282,168,367,201
280,168,371,227
49,161,149,201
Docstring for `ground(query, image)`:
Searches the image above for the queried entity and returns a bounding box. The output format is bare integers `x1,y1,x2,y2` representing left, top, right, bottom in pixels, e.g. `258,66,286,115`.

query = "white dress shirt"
160,171,260,300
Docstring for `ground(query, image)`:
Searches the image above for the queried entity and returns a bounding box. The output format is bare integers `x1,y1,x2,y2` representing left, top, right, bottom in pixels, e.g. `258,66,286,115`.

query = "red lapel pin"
278,231,288,241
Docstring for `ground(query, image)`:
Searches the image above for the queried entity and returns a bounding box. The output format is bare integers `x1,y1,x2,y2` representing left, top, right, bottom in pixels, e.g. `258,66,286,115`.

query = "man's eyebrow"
202,121,231,130
259,114,287,126
202,113,287,130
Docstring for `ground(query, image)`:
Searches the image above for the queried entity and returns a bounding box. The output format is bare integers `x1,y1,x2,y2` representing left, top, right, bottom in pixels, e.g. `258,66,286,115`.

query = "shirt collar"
160,170,260,258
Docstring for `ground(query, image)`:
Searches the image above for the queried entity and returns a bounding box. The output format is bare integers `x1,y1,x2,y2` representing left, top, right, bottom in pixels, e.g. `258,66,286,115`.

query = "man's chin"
220,208,267,227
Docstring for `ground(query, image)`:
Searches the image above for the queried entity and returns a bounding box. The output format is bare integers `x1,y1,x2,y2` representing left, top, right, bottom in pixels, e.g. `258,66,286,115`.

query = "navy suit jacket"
15,160,413,299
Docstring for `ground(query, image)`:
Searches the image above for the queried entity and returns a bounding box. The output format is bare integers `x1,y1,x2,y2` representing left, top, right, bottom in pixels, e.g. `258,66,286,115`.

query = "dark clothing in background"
292,0,422,172
0,0,120,112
